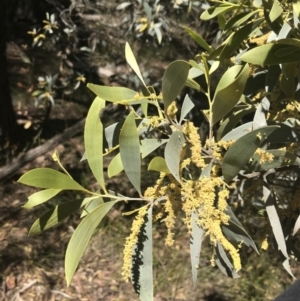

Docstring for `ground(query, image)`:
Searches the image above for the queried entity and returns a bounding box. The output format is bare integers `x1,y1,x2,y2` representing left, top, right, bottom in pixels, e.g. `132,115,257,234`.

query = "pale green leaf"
29,199,84,235
108,153,123,178
224,11,258,31
18,168,86,191
184,27,213,53
212,64,250,125
179,94,195,124
200,4,235,20
269,0,283,23
120,112,141,195
81,197,104,217
23,188,62,208
65,201,117,285
190,210,204,286
148,156,170,173
85,97,106,191
165,131,185,183
221,122,252,141
125,42,147,87
88,84,137,103
162,60,190,110
222,126,279,182
131,206,153,301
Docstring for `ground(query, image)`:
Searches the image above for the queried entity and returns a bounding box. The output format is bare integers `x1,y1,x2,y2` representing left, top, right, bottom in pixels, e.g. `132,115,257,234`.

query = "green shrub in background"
19,0,300,299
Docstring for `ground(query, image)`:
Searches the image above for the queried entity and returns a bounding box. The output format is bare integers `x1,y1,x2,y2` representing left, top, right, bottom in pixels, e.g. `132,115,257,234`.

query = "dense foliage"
19,0,300,300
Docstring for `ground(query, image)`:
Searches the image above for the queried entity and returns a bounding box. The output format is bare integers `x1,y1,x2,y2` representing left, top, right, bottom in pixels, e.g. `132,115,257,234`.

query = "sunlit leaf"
165,131,185,183
224,11,258,31
125,42,147,88
131,206,153,301
190,210,205,286
253,97,269,130
81,197,104,217
23,188,62,208
120,112,141,195
263,184,289,259
18,168,86,191
148,156,170,173
269,0,283,23
292,215,300,236
222,126,279,182
212,64,250,125
88,84,137,103
215,242,240,278
221,122,252,141
65,201,117,285
200,4,235,20
184,27,213,53
179,94,195,124
85,97,106,191
162,60,190,110
29,199,84,235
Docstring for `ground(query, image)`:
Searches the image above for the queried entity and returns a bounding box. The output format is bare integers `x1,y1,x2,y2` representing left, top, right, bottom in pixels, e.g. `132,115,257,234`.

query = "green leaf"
215,242,240,278
240,43,300,65
280,63,296,98
29,199,84,235
253,97,269,130
221,122,252,141
164,131,185,183
200,4,235,20
245,149,300,172
88,84,137,103
125,42,147,88
85,97,106,191
263,184,289,259
162,60,190,110
23,188,62,208
222,208,259,254
81,197,104,217
190,210,205,286
269,0,283,23
222,126,279,182
65,201,117,285
131,206,153,301
18,168,86,191
212,64,250,125
108,153,123,178
148,156,170,173
179,94,195,124
224,11,258,31
185,77,202,91
217,106,255,141
120,112,141,195
184,27,213,53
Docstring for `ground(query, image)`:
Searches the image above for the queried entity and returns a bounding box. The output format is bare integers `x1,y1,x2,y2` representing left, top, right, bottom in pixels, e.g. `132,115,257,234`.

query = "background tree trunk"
0,1,18,146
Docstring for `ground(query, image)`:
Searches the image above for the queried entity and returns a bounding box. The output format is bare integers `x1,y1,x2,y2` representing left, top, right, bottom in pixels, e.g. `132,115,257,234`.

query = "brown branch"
0,118,86,183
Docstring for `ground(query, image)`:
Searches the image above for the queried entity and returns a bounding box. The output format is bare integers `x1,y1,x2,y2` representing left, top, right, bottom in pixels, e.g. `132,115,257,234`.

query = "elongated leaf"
29,199,84,235
131,206,153,301
253,97,269,130
200,4,235,20
282,258,295,279
148,156,170,173
222,126,279,182
81,197,104,217
281,63,296,98
212,64,250,125
184,27,212,53
23,188,62,208
162,60,190,110
217,106,255,141
241,43,300,65
125,42,147,88
263,184,289,259
165,131,185,183
269,0,283,23
224,11,258,31
185,77,201,91
65,201,117,285
179,94,195,124
245,149,300,171
221,122,253,141
120,112,141,195
108,153,123,178
105,121,124,149
85,97,106,191
18,168,86,191
190,210,205,286
88,84,137,103
292,215,300,236
215,242,240,278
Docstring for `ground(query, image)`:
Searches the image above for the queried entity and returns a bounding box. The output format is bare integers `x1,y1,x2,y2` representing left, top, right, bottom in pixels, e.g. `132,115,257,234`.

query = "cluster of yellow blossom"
166,101,178,120
121,206,148,281
254,148,274,164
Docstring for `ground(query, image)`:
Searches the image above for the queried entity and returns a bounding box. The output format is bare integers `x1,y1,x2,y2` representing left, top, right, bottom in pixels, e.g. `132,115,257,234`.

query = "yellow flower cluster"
181,176,241,271
166,101,178,120
122,206,148,281
183,121,206,168
261,236,269,250
254,148,274,164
